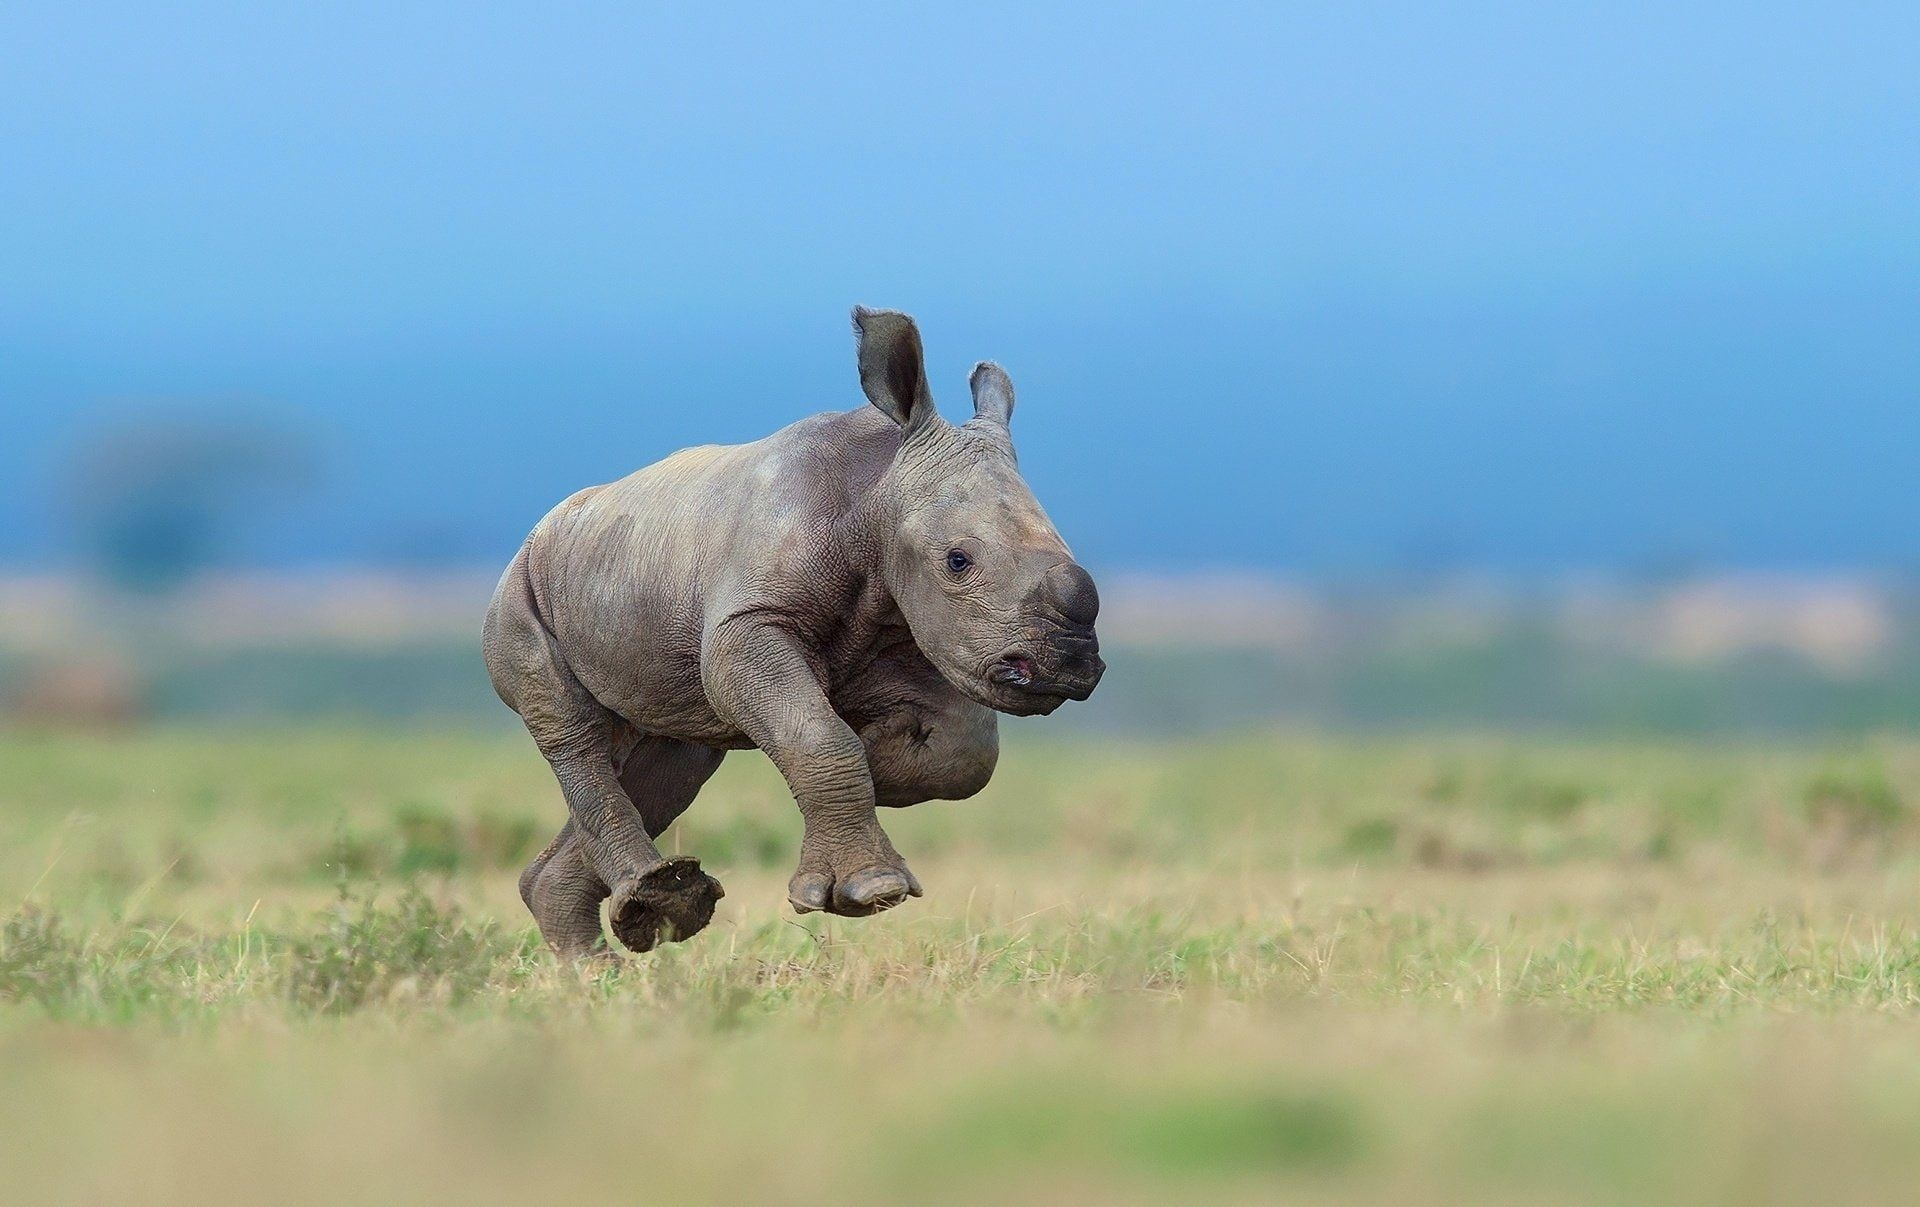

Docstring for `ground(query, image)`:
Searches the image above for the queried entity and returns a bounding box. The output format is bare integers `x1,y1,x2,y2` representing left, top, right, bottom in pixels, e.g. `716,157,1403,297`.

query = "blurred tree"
66,414,318,593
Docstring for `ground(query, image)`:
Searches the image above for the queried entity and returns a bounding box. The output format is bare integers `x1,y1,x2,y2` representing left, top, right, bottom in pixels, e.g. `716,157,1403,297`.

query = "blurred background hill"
3,569,1915,736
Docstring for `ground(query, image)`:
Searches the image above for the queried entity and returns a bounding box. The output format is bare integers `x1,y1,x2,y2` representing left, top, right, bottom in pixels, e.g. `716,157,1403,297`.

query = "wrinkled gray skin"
483,308,1104,958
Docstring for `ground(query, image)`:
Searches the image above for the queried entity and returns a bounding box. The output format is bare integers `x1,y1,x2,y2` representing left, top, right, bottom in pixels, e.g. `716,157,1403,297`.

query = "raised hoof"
608,856,725,953
788,865,923,918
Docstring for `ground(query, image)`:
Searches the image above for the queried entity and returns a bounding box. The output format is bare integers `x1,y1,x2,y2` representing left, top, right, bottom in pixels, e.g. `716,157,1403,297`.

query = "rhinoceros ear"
853,306,939,439
968,361,1015,428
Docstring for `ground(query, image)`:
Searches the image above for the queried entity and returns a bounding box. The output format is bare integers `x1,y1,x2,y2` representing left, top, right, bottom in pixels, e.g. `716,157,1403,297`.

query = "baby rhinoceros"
483,307,1105,958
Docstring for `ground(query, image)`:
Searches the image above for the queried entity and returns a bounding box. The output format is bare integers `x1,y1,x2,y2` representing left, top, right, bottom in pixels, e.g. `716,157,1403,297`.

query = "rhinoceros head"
852,306,1105,717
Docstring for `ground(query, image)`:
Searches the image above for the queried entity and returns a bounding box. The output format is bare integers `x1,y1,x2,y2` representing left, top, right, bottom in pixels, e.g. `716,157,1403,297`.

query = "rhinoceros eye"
945,549,973,574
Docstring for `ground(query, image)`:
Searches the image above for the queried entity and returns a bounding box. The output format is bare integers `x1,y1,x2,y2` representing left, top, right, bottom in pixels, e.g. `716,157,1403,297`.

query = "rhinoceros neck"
762,406,926,678
840,457,908,608
771,460,897,684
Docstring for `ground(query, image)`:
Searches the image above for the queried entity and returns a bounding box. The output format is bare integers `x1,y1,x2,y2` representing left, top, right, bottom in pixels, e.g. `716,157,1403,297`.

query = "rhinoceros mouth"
983,647,1102,715
989,653,1037,687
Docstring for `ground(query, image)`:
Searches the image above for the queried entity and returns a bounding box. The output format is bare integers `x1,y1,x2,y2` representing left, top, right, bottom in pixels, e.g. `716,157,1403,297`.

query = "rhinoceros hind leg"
521,820,612,960
523,735,730,958
607,856,726,952
605,736,729,951
524,826,727,956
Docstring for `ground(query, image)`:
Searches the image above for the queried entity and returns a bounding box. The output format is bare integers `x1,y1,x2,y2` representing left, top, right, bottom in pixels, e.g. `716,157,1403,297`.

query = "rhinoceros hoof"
609,857,724,953
788,864,923,918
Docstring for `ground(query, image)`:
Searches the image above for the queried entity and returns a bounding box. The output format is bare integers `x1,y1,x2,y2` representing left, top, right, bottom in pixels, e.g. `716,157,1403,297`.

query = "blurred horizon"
5,4,1918,579
4,566,1916,737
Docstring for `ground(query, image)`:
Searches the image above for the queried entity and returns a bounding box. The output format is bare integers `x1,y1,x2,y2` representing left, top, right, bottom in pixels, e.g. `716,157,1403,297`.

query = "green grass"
5,727,1920,1203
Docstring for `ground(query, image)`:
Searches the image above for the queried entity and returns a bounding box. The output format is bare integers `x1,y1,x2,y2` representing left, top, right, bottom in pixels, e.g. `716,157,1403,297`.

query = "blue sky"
3,3,1916,576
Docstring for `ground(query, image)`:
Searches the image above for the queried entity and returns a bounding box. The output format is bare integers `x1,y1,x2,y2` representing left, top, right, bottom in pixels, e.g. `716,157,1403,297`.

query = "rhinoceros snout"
1041,562,1100,628
1035,631,1104,700
1053,645,1104,700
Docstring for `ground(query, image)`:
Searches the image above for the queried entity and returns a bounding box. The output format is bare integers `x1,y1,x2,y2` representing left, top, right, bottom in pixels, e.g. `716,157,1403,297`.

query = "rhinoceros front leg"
706,619,922,917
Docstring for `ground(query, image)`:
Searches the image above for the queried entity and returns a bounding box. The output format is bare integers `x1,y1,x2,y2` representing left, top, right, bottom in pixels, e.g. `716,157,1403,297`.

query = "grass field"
6,727,1920,1204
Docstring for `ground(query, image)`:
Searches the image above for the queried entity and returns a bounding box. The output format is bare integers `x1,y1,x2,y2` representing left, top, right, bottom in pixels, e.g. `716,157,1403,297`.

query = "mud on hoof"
608,856,725,953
